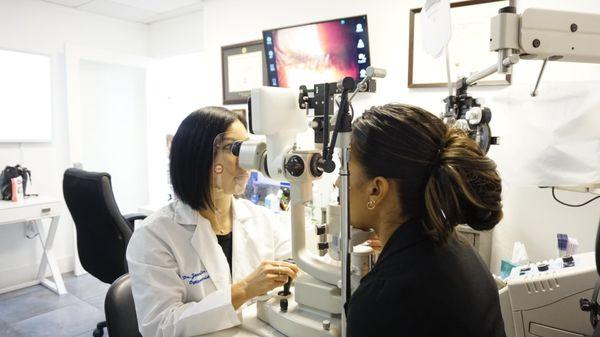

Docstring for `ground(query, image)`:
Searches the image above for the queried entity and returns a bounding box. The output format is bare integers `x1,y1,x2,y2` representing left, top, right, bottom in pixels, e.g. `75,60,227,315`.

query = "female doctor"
126,107,299,337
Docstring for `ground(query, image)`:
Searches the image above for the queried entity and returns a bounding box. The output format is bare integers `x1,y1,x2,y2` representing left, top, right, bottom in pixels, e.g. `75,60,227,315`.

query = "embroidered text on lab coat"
181,270,210,285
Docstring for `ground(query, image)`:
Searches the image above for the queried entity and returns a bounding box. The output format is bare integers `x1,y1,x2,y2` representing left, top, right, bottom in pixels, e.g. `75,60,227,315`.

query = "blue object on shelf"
557,233,568,251
254,171,283,187
500,259,518,279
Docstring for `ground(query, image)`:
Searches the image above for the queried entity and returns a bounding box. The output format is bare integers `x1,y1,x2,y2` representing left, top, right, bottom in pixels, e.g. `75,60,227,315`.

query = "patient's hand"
366,233,382,253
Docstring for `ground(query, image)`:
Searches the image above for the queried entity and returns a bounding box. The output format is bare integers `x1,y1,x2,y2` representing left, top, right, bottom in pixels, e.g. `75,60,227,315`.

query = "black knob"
310,153,324,177
285,155,305,177
298,85,309,108
499,6,516,14
519,266,531,276
310,118,322,131
342,77,356,90
283,277,292,294
280,298,288,312
315,225,326,235
262,154,270,178
278,277,292,296
537,263,549,272
580,298,593,312
563,255,575,267
533,39,541,48
318,242,329,250
321,159,336,173
481,107,492,123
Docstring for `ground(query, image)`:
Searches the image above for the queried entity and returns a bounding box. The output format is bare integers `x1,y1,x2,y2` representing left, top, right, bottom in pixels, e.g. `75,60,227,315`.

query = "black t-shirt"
346,219,506,337
216,232,233,275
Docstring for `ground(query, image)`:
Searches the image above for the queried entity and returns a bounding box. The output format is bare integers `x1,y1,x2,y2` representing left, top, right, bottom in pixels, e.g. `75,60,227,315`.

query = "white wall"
145,10,208,206
146,53,209,206
197,0,600,272
79,60,148,213
0,0,148,289
148,10,204,59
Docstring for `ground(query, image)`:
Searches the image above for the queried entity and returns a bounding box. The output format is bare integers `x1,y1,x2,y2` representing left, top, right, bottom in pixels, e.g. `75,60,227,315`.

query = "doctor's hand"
231,260,299,309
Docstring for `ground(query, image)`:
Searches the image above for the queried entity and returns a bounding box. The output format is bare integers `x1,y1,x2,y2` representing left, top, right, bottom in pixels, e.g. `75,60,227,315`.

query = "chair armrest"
123,213,147,231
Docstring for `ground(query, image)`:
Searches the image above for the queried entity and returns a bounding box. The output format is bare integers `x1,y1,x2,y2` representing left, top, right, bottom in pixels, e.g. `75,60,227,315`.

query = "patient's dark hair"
352,104,503,244
169,107,246,211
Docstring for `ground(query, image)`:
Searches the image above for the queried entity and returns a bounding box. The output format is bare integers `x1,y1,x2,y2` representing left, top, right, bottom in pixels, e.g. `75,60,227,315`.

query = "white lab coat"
126,198,291,337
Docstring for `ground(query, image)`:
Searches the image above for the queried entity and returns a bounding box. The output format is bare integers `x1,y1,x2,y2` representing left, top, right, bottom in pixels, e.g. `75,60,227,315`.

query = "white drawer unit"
0,197,61,225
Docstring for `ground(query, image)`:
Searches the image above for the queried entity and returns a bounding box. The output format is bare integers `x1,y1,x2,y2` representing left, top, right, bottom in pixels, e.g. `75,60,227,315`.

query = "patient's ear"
369,176,390,206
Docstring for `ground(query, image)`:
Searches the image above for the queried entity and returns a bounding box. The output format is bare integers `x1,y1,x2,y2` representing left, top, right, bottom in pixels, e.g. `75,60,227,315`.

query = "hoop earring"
367,200,376,210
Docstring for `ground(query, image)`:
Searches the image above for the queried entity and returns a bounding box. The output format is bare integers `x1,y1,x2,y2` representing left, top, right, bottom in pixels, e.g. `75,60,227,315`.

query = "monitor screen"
263,15,370,89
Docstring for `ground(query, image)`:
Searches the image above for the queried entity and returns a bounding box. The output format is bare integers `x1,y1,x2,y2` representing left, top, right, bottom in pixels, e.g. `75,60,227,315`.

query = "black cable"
551,187,600,207
327,89,349,162
335,99,355,118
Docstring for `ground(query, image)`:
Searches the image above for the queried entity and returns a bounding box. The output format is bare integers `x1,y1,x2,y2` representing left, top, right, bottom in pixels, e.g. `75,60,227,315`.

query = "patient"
346,104,506,337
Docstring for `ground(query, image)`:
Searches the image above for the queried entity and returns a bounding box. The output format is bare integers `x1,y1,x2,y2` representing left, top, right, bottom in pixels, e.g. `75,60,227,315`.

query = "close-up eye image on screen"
263,15,370,89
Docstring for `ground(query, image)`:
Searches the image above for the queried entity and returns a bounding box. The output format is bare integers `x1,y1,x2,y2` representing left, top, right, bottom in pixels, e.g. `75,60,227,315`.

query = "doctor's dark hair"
352,104,503,244
169,107,246,211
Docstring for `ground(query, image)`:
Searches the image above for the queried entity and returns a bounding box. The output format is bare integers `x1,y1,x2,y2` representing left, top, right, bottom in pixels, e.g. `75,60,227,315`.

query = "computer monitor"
263,15,370,89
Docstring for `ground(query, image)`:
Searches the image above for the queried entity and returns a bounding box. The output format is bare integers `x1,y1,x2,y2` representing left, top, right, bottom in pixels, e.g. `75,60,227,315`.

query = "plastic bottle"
265,192,279,211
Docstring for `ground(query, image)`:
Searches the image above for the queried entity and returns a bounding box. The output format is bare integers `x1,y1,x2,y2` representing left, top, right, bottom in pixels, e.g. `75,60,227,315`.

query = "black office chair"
105,274,142,337
63,168,146,337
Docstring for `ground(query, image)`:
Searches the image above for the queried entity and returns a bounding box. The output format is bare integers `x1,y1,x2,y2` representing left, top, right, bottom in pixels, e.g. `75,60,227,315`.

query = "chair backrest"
63,168,132,284
105,274,142,337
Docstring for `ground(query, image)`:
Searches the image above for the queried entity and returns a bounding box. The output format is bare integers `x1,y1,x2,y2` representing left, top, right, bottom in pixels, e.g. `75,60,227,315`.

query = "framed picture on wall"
408,0,515,88
221,40,268,105
230,108,247,122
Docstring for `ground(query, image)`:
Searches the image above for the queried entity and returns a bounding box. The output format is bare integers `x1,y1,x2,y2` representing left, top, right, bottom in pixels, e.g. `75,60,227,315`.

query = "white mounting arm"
466,7,600,93
510,9,600,63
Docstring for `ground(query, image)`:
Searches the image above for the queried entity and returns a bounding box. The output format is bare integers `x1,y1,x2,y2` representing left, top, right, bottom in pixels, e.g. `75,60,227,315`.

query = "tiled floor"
0,273,110,337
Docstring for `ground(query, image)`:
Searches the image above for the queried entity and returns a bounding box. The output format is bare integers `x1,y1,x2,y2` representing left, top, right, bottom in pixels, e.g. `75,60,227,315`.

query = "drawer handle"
41,208,51,214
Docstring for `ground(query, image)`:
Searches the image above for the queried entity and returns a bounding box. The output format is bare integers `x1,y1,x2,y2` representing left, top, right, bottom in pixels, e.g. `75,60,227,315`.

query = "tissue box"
500,259,518,279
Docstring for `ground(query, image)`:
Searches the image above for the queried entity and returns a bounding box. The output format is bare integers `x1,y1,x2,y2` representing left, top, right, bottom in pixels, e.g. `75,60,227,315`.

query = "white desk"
202,305,284,337
0,196,67,295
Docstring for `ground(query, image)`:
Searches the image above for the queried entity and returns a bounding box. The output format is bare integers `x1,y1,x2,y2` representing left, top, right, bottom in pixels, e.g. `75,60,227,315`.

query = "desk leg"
35,217,67,295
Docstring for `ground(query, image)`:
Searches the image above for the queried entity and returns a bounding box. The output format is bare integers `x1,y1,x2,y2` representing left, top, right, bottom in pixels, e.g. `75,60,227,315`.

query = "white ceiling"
40,0,204,24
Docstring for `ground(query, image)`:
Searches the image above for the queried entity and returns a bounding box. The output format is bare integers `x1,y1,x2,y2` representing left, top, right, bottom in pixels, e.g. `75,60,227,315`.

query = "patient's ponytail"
424,128,503,244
